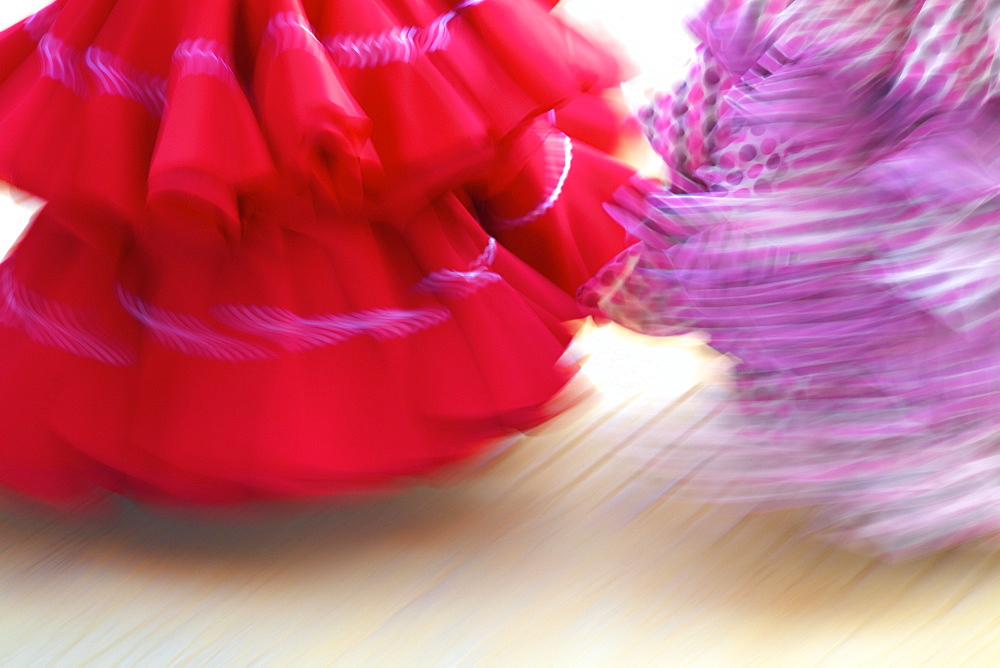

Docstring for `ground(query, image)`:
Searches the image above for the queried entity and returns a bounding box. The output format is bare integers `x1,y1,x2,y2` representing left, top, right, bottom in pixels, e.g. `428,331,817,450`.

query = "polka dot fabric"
639,0,1000,195
580,0,1000,560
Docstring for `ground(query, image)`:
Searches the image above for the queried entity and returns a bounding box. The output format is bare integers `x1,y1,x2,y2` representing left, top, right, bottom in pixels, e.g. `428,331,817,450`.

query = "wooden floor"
4,0,1000,665
2,325,1000,665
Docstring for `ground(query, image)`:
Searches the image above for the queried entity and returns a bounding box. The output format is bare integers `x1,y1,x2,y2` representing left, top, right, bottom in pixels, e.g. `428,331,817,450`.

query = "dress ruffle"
0,0,635,508
0,0,632,223
582,0,1000,559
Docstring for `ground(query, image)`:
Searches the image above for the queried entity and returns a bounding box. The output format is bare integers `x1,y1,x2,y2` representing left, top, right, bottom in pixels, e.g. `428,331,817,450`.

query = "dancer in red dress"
0,0,636,509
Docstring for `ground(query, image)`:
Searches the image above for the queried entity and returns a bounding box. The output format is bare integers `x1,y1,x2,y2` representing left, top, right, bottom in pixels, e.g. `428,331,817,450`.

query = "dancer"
582,0,1000,559
0,0,637,509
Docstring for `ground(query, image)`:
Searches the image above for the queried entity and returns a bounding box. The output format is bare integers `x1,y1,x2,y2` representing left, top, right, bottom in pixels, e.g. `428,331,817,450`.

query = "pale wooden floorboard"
1,326,1000,665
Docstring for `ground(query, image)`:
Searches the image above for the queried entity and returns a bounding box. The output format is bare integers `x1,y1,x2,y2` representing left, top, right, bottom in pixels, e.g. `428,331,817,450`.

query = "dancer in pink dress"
583,0,1000,559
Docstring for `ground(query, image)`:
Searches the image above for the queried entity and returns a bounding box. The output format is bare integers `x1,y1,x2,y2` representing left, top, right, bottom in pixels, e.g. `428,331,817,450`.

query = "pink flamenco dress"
581,0,1000,559
0,0,638,510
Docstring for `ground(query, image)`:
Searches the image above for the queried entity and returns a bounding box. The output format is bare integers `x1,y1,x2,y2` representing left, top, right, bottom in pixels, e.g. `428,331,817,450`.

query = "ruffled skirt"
582,0,1000,559
0,0,637,508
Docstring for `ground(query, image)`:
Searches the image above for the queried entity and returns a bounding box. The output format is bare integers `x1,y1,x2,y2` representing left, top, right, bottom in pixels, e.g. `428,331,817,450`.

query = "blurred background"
2,1,1000,666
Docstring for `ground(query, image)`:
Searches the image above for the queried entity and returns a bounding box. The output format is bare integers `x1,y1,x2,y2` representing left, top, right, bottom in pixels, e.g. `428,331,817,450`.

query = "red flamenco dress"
0,0,636,509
